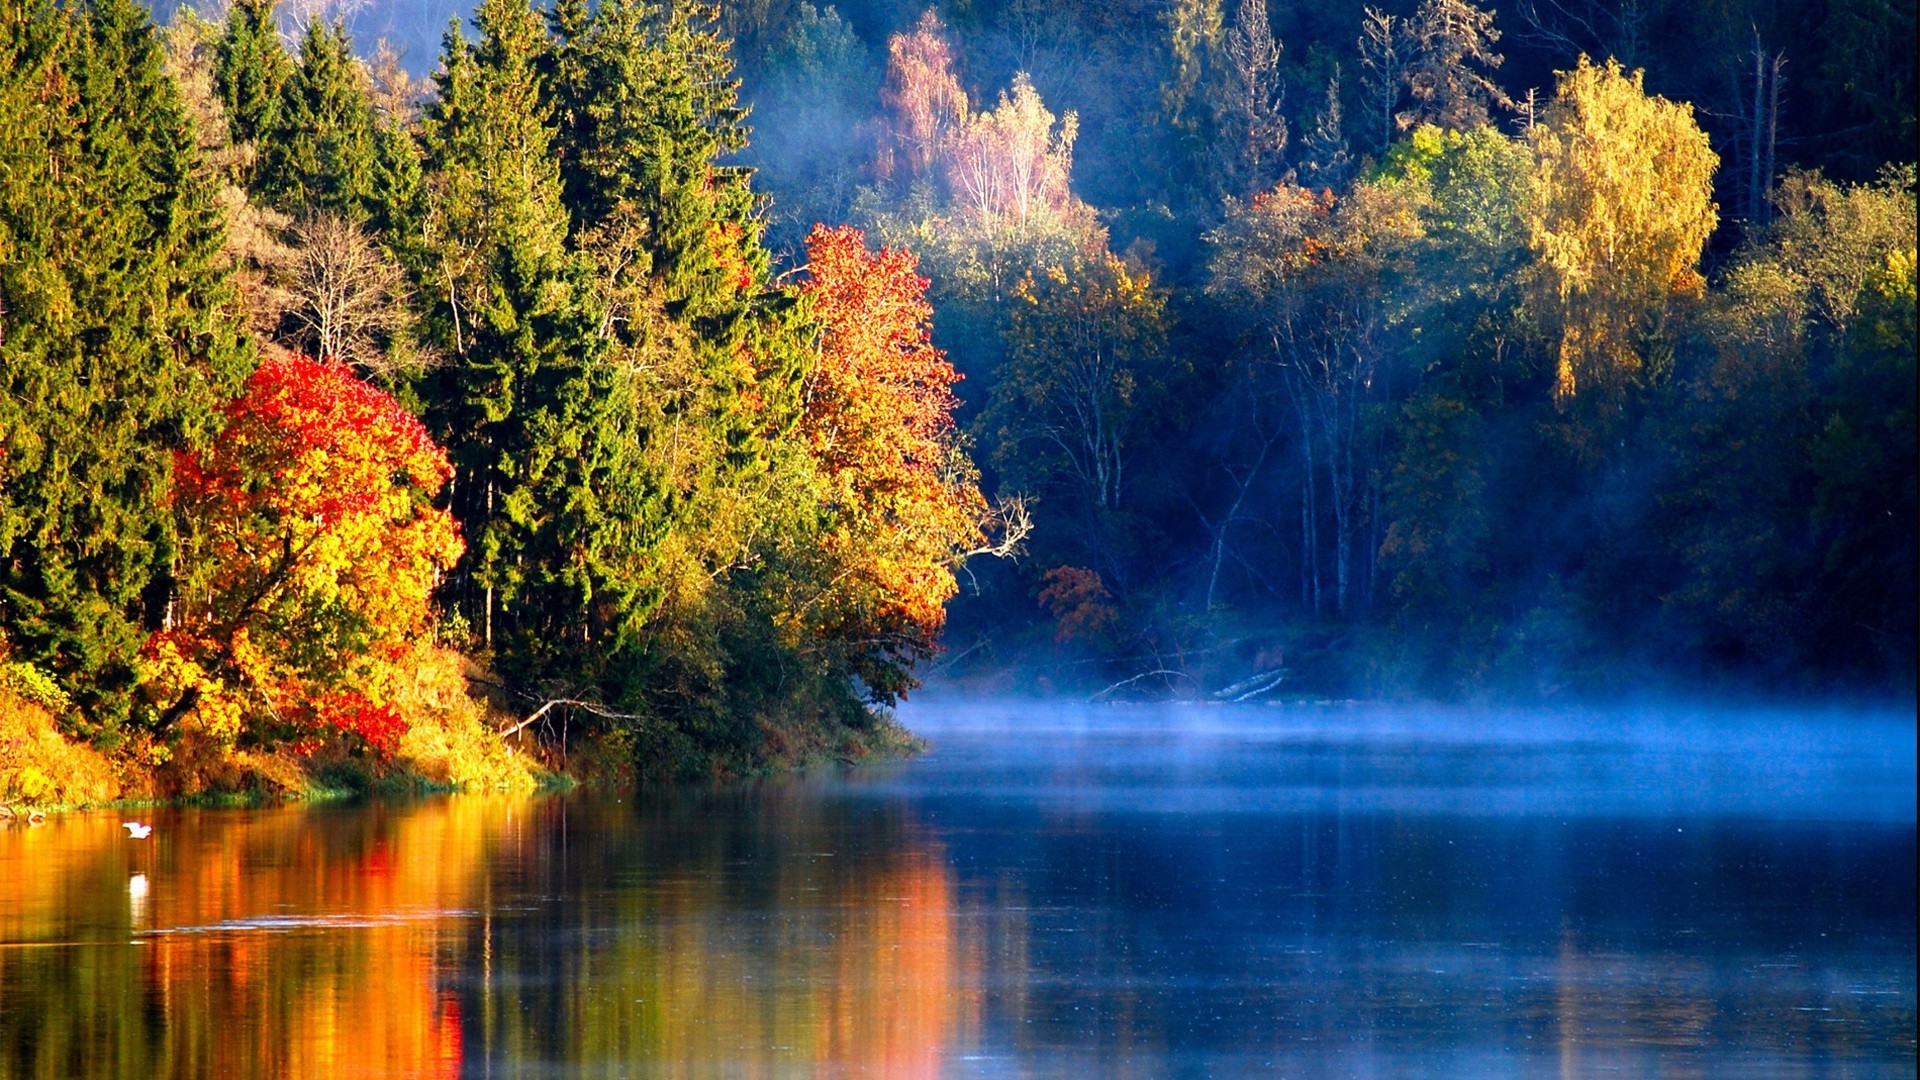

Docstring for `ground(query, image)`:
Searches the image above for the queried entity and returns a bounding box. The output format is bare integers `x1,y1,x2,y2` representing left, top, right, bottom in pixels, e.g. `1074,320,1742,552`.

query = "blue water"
1,700,1913,1077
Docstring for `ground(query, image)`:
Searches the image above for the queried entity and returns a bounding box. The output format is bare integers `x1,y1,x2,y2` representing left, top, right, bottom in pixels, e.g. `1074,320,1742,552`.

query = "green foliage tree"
985,249,1172,564
1663,167,1917,684
0,0,250,739
413,0,652,681
213,0,290,150
255,18,378,217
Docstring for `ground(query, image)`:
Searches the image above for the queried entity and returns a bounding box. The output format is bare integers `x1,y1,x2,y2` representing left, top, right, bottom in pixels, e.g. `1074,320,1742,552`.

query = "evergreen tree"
0,0,250,738
255,18,377,216
546,0,811,537
213,0,290,149
414,0,654,678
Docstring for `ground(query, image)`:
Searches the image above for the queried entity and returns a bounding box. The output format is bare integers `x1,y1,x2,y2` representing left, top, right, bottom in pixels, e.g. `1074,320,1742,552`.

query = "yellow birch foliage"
1527,56,1718,399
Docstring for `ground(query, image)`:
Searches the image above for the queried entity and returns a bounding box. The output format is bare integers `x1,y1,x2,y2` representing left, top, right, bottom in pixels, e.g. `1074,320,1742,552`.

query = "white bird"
122,821,153,839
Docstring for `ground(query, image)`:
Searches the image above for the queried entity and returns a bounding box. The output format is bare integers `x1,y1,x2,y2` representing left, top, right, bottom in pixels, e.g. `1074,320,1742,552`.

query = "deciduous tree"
149,356,461,755
1527,56,1717,401
796,225,989,698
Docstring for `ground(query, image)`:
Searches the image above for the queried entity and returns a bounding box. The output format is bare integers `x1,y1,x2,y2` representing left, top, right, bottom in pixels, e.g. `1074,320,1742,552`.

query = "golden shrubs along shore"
0,646,542,811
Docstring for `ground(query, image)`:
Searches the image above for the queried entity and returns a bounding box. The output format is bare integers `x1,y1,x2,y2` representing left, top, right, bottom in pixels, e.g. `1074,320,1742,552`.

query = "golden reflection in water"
473,795,978,1077
0,795,976,1079
1,800,510,1079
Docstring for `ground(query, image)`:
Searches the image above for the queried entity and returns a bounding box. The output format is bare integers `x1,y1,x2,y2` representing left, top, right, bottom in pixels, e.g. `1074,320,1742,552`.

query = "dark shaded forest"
706,0,1915,700
0,0,1913,800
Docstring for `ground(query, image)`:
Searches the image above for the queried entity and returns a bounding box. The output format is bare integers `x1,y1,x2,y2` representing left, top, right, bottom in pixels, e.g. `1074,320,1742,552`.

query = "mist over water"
893,698,1919,822
4,699,1912,1076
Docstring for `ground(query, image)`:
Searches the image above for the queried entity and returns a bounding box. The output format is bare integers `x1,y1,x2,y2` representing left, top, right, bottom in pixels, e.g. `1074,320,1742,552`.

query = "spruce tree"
213,0,290,149
0,0,250,738
546,0,810,538
414,0,655,678
255,18,377,216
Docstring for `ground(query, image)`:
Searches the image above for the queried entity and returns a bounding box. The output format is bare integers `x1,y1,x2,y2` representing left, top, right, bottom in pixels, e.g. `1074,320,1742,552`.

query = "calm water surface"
1,701,1913,1078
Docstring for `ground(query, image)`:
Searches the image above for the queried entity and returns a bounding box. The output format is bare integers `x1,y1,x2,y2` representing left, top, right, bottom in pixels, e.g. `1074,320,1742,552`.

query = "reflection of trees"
0,794,977,1077
0,800,513,1079
469,789,976,1075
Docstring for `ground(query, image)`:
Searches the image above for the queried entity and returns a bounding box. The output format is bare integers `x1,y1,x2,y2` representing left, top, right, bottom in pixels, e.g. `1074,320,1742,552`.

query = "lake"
1,700,1913,1077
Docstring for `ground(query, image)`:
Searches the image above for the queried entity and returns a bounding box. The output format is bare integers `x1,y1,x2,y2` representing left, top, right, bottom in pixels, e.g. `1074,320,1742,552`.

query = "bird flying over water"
123,822,152,839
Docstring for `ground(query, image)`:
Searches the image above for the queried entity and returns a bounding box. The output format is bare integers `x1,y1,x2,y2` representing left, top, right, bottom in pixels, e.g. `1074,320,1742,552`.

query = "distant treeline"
721,0,1915,696
1,0,1016,776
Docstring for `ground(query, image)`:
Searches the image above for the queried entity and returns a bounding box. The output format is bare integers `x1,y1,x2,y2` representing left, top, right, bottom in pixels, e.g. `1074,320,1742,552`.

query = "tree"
415,0,652,673
1220,0,1287,193
1356,7,1409,156
543,0,815,627
0,0,251,738
1160,0,1224,129
1664,167,1916,682
1527,57,1717,401
254,17,378,217
1207,181,1422,615
283,210,417,372
1299,64,1353,188
213,0,291,149
986,249,1171,524
1403,0,1510,133
148,357,461,754
795,225,992,700
742,2,874,250
944,73,1078,228
877,10,967,184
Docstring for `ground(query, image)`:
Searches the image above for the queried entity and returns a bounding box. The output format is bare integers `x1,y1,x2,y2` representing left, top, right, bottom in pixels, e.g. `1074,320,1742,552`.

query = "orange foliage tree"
798,225,989,699
142,357,462,755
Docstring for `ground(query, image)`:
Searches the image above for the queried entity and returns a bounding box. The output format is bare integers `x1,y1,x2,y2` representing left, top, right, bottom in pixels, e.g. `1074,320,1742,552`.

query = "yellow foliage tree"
1527,56,1718,400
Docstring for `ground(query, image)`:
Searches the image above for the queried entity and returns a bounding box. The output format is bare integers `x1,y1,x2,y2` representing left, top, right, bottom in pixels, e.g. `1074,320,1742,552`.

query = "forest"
0,0,1913,799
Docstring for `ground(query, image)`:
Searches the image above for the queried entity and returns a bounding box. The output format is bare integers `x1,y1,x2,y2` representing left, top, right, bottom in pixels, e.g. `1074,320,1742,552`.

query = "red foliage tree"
142,357,462,755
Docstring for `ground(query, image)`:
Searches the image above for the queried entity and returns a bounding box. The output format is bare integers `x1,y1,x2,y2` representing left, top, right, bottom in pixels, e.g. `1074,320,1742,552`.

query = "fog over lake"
4,700,1912,1077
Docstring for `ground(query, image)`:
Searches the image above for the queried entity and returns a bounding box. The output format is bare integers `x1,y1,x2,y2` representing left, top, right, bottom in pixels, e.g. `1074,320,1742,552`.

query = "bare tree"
1727,29,1787,227
278,0,370,40
285,211,418,373
1222,0,1288,192
366,38,423,128
1511,0,1652,70
1300,63,1353,189
1357,8,1410,156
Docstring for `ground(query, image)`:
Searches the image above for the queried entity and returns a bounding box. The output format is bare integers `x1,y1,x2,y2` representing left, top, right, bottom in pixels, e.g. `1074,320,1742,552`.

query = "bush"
0,690,121,807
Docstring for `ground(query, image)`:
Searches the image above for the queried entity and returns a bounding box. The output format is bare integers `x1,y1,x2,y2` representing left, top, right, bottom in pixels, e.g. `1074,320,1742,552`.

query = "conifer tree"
0,0,250,737
255,18,377,216
546,0,811,544
213,0,291,149
414,0,653,677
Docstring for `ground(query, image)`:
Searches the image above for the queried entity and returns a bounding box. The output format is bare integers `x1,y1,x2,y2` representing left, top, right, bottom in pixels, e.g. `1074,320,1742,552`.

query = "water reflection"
0,703,1913,1077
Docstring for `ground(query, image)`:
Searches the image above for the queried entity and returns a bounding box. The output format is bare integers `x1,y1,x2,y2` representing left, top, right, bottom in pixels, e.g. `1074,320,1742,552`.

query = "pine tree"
0,0,250,738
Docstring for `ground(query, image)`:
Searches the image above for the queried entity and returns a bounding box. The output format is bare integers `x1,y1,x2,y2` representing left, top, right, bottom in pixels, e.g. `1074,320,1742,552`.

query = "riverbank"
0,645,926,813
0,650,543,813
